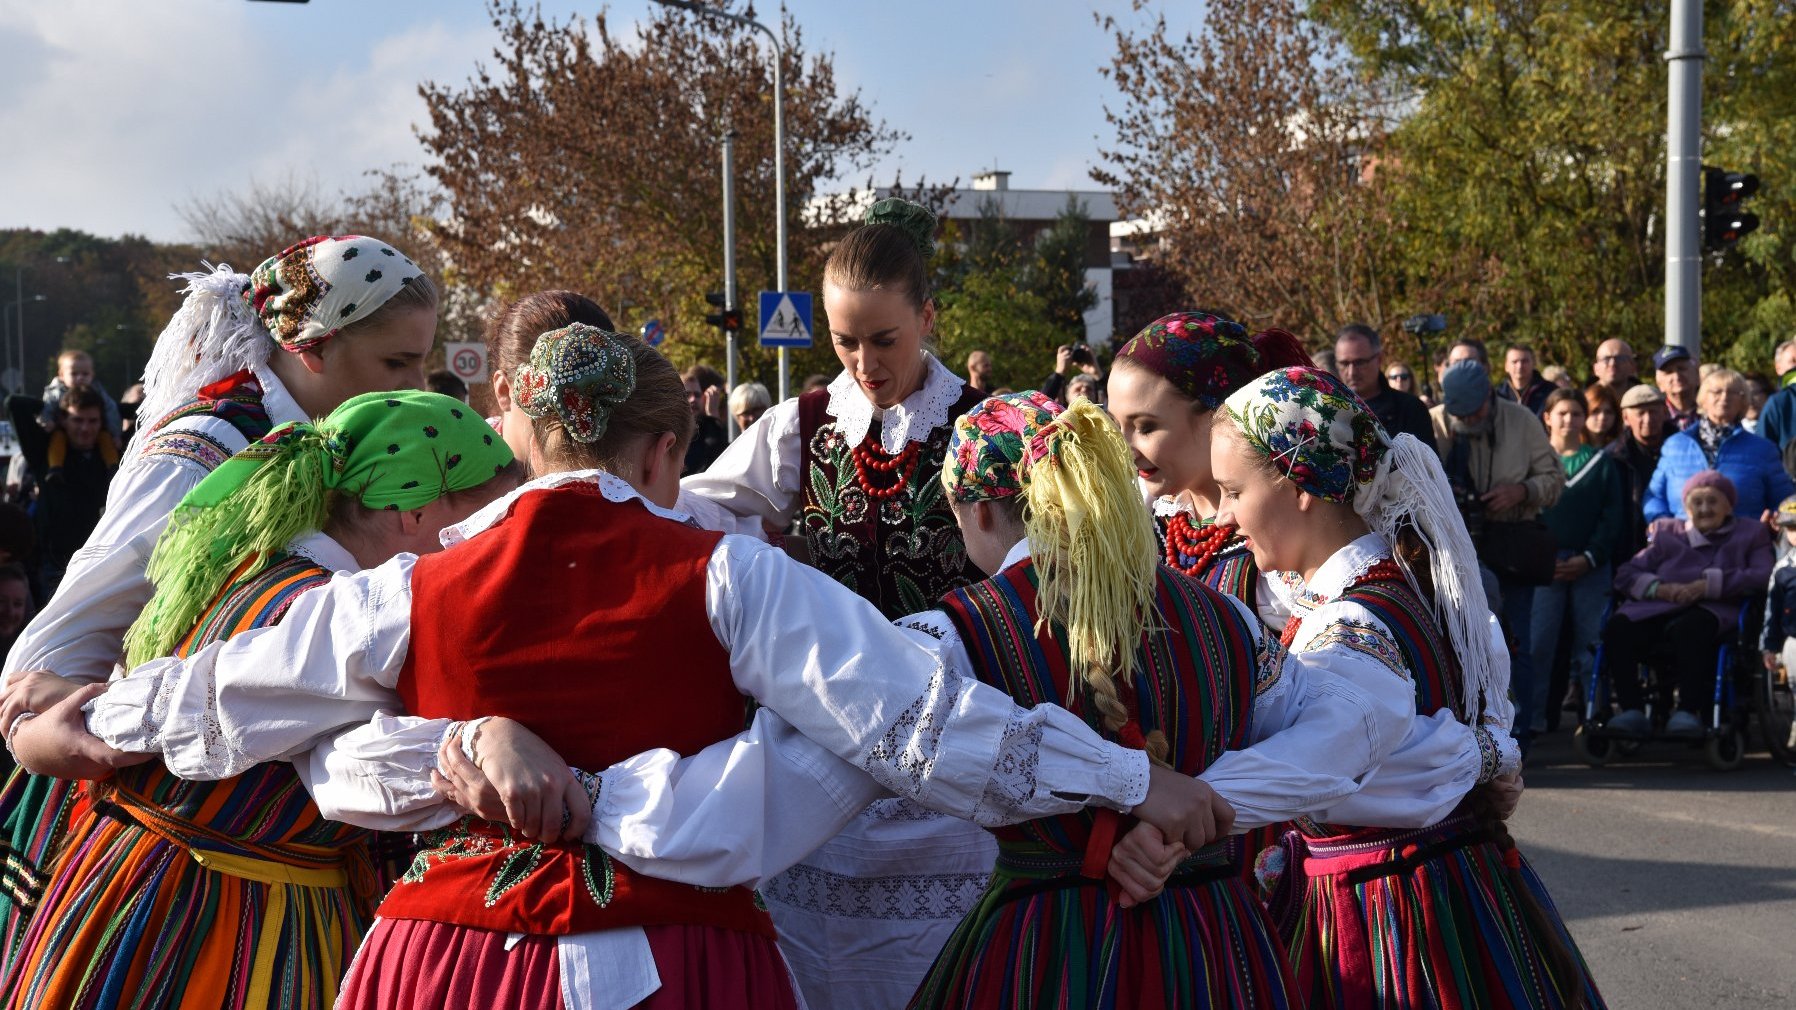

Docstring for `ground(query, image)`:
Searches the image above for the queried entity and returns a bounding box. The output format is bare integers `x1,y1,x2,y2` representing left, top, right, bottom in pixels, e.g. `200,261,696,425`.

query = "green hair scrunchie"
123,389,513,667
866,197,937,261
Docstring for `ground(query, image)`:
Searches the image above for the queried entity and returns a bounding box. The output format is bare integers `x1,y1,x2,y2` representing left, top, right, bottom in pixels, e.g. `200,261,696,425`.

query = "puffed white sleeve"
1315,613,1518,827
297,712,462,832
580,603,1139,889
677,400,803,536
1196,596,1415,830
706,536,1150,821
1295,605,1519,830
83,556,418,781
3,452,207,687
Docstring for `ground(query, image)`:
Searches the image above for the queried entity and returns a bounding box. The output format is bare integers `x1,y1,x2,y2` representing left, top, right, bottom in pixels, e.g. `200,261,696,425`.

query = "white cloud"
0,1,491,242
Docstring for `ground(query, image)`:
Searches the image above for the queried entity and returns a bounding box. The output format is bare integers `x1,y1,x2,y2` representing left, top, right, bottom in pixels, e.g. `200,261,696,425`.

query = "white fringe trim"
129,264,275,464
1357,432,1509,727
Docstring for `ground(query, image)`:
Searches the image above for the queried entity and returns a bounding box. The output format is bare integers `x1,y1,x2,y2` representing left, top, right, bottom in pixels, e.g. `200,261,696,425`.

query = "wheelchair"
1573,593,1796,771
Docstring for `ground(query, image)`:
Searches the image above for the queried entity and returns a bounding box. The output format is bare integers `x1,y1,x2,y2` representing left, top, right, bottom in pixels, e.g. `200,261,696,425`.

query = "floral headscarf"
513,323,638,443
943,391,1064,502
1221,366,1386,503
1114,311,1263,410
1220,365,1509,728
247,235,428,354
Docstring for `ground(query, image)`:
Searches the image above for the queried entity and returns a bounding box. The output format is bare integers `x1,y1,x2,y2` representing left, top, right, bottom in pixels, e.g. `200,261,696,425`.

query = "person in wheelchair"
1602,470,1774,738
1761,495,1796,669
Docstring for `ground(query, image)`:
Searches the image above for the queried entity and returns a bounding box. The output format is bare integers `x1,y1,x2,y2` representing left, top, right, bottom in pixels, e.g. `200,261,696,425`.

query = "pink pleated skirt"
336,917,802,1010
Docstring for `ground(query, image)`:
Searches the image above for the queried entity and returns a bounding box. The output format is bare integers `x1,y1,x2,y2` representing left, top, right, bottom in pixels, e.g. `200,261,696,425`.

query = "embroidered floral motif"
1304,616,1410,678
801,416,973,618
402,818,616,911
137,430,235,471
1253,634,1290,697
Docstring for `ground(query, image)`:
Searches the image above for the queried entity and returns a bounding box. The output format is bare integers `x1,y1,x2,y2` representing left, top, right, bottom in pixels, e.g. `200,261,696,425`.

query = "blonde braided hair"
1020,400,1169,764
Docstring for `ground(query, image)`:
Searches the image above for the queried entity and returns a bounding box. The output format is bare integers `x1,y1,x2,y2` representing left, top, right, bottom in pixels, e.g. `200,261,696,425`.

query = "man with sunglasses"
1334,323,1438,455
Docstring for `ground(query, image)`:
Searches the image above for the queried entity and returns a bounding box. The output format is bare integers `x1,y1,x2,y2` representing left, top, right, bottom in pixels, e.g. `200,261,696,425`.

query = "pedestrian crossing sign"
758,291,813,348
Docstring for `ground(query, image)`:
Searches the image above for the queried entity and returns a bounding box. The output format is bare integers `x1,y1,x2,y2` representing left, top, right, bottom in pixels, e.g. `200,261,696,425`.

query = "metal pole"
1665,0,1704,360
722,129,740,440
770,37,789,402
648,1,790,398
14,267,23,385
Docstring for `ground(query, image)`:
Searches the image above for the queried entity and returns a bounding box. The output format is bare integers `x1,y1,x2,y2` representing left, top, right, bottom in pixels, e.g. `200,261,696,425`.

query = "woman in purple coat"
1601,469,1775,738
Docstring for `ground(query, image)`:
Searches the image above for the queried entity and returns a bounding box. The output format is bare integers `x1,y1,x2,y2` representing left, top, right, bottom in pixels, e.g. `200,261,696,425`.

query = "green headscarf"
123,389,513,667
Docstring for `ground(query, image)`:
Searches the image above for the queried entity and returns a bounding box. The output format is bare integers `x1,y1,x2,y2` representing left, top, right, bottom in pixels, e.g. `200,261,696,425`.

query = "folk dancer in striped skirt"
1,391,515,1010
1211,366,1602,1009
901,393,1420,1009
1109,311,1327,889
0,235,441,975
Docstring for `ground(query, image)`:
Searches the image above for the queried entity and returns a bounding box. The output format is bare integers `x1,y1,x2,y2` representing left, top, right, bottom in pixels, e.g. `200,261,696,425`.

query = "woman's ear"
920,298,937,338
639,431,682,491
297,345,330,376
492,370,514,413
396,508,430,536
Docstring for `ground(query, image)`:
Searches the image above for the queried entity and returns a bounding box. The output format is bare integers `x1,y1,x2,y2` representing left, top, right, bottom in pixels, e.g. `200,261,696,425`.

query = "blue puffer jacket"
1644,423,1795,521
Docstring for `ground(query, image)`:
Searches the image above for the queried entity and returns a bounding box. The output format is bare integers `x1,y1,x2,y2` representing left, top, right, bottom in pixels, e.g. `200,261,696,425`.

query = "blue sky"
0,1,1198,243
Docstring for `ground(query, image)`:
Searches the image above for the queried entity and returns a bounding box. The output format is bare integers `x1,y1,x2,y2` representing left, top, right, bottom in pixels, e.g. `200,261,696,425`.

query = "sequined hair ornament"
865,197,937,260
512,323,638,444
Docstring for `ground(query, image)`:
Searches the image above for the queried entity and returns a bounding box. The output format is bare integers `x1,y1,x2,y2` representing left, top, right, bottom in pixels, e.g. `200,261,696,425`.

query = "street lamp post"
3,295,47,393
650,0,790,400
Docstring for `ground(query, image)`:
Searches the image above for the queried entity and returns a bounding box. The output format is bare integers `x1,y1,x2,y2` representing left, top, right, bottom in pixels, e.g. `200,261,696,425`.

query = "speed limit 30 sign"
445,341,490,385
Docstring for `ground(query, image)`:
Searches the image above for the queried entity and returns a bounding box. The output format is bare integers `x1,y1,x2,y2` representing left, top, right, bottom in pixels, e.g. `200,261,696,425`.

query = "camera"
1068,342,1095,367
1403,314,1448,336
1450,480,1487,542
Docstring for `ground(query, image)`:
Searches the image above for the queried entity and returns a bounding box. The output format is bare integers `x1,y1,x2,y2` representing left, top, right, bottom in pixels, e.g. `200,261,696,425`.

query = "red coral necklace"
1164,512,1237,577
851,437,921,500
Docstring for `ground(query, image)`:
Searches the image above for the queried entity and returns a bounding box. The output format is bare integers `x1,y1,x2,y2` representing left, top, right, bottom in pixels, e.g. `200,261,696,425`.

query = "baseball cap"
1652,345,1693,371
1619,384,1666,410
1777,494,1796,529
1441,360,1492,417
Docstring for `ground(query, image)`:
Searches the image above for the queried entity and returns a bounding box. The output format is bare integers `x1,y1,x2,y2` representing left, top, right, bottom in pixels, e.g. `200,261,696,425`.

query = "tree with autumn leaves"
1099,0,1796,374
416,1,910,380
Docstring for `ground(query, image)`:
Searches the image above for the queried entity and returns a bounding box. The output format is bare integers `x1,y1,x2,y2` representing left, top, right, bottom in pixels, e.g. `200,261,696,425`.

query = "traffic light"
1704,167,1760,251
705,292,743,332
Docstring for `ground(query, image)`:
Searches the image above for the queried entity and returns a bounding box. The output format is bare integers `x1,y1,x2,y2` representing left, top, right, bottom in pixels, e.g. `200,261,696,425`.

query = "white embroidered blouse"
675,353,967,536
1281,532,1522,828
2,363,308,688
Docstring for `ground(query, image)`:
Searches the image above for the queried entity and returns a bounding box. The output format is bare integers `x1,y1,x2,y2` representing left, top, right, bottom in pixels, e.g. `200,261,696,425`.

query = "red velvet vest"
382,482,771,937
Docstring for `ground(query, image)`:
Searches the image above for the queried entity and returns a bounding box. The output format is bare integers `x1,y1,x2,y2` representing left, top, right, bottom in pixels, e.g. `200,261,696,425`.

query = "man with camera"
1432,359,1565,752
1043,342,1104,406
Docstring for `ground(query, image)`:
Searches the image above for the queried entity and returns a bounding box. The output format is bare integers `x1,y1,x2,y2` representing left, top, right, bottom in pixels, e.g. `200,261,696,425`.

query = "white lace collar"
1151,495,1194,519
1299,532,1391,605
250,361,309,429
439,467,695,547
287,530,359,574
825,353,967,453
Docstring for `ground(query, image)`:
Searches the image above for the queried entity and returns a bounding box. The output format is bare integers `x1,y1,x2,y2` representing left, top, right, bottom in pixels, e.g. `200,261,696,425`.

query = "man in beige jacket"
1432,358,1565,753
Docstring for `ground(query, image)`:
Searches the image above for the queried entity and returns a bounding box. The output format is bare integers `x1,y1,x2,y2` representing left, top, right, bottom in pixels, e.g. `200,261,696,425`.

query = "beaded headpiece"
512,323,637,444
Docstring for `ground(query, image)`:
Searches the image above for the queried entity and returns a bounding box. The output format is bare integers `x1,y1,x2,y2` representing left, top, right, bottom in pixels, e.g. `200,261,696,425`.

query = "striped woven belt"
91,779,357,886
1300,814,1494,885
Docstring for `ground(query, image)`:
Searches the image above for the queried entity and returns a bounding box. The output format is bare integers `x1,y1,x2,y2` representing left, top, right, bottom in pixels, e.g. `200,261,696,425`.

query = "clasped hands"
434,719,1237,907
1,670,150,779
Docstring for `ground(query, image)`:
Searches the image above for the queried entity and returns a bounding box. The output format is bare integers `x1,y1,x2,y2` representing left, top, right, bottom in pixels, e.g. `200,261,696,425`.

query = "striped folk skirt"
909,844,1300,1010
1,761,377,1010
0,769,84,979
1278,816,1606,1010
